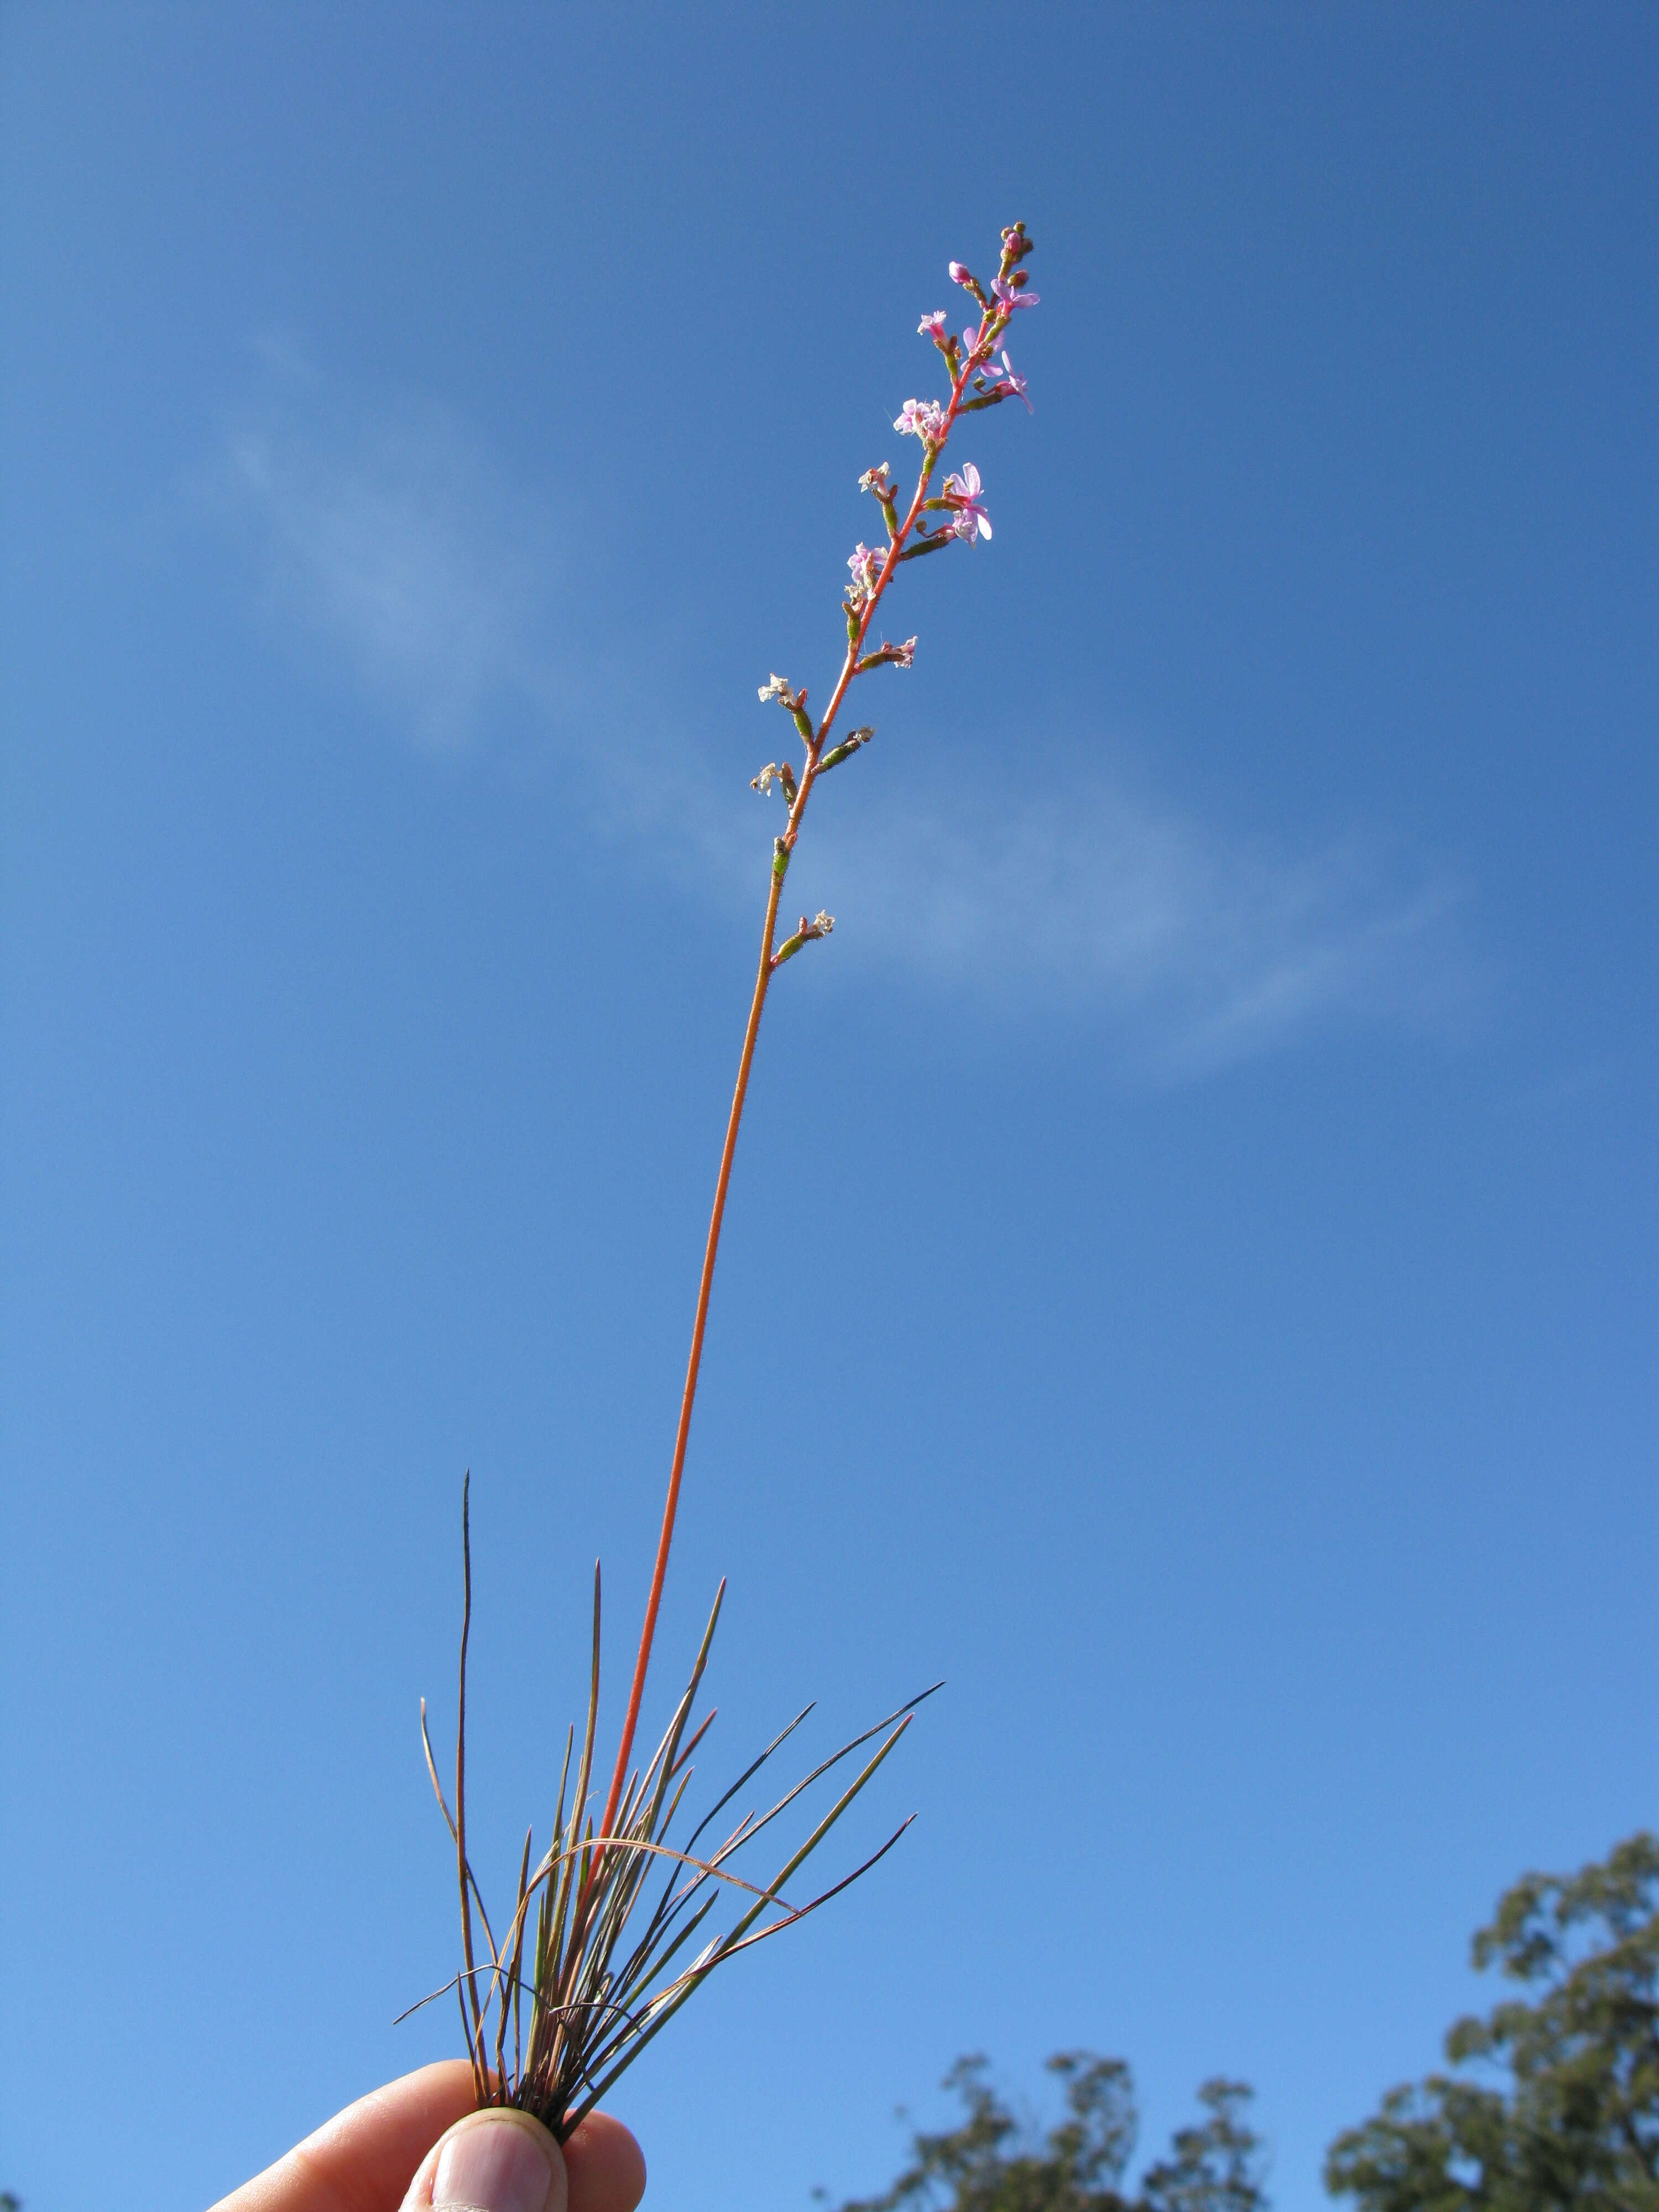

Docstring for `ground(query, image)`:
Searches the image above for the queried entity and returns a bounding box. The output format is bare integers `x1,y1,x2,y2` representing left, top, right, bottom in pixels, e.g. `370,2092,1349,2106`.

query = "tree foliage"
1326,1832,1659,2212
830,2053,1266,2212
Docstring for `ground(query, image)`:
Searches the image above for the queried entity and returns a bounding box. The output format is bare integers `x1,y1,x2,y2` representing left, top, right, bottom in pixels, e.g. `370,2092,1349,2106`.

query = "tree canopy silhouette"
1326,1832,1659,2212
828,2053,1265,2212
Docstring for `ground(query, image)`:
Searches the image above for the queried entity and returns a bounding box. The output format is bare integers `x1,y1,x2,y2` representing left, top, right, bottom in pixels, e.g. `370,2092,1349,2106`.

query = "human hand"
211,2060,646,2212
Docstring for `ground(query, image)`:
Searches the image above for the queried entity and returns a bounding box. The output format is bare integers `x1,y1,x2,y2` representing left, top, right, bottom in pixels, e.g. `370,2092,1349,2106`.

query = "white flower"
894,397,947,444
846,542,885,603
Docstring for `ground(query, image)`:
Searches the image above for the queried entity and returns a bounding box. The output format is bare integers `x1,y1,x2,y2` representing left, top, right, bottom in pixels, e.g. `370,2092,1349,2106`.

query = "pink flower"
995,349,1032,412
942,463,992,542
948,261,974,286
895,635,917,667
894,397,947,444
992,276,1040,314
918,310,950,342
846,542,885,601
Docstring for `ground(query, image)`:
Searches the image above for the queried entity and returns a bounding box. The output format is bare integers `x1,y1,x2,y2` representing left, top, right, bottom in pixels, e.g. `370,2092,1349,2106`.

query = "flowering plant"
419,221,1040,2137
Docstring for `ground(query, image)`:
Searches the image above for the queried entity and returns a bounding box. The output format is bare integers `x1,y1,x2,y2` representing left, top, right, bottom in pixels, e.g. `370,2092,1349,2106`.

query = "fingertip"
404,2106,567,2212
563,2110,646,2212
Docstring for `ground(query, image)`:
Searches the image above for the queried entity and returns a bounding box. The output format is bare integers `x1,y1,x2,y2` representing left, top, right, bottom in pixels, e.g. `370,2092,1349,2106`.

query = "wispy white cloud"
208,361,572,751
203,359,1480,1073
800,786,1477,1073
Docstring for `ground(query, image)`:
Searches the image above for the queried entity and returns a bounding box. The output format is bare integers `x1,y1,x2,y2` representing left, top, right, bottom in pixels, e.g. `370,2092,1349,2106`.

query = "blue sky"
2,7,1653,2211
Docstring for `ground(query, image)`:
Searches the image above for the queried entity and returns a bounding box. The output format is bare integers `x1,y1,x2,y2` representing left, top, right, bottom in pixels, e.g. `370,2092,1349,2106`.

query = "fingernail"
431,2109,561,2212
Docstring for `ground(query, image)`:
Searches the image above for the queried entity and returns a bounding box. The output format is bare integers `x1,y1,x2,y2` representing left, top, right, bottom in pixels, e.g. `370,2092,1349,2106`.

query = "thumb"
401,2106,567,2212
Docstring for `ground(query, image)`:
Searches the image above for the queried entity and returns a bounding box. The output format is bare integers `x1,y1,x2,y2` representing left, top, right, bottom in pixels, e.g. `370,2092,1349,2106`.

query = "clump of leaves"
409,1484,935,2137
414,1495,938,2132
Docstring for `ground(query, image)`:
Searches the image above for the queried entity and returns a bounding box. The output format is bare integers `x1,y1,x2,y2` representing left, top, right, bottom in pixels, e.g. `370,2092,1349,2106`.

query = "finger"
211,2059,479,2212
401,2107,565,2212
398,2106,645,2212
564,2112,647,2212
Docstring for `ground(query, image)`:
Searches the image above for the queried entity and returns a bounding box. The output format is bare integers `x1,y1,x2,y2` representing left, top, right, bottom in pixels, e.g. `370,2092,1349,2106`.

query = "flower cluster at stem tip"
750,223,1039,894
